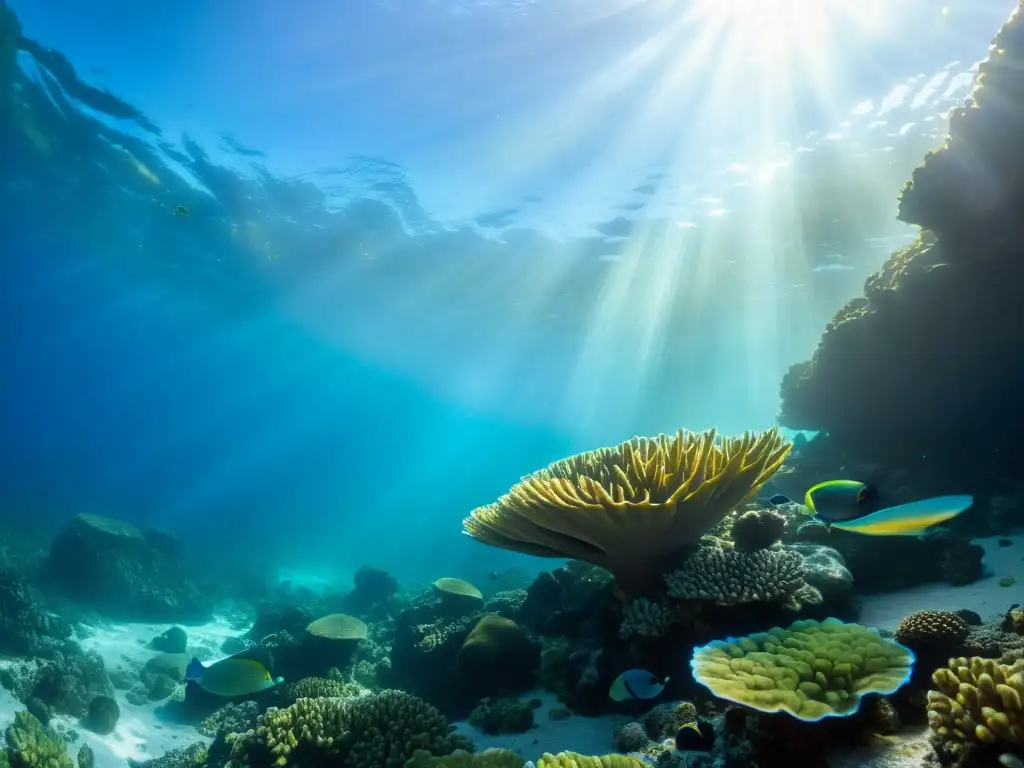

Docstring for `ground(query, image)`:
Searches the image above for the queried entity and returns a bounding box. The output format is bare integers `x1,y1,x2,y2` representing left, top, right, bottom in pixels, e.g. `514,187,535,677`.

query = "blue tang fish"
609,668,669,702
770,480,973,536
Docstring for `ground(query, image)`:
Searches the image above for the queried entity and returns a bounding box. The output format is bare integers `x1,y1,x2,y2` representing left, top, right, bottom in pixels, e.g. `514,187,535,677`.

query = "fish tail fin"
185,657,205,681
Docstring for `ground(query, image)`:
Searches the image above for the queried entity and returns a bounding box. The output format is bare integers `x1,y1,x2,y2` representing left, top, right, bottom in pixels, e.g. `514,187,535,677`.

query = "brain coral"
927,656,1024,747
463,427,791,596
894,610,969,650
690,617,915,722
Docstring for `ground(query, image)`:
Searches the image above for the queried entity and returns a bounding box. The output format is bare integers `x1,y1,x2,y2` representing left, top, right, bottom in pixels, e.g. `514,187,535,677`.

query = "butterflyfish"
609,668,669,702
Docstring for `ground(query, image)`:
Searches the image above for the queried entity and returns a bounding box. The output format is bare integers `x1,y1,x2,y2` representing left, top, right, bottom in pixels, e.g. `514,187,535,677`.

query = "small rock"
83,695,120,735
998,539,1013,547
147,627,187,654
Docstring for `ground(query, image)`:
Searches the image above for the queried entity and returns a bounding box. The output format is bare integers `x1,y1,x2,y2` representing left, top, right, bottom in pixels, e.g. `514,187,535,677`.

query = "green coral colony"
690,618,916,722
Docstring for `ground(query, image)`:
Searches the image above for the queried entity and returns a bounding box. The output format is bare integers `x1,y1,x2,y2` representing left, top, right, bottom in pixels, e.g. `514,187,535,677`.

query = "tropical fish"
804,480,880,522
186,655,282,698
172,204,189,217
609,669,669,702
825,495,974,536
769,481,973,536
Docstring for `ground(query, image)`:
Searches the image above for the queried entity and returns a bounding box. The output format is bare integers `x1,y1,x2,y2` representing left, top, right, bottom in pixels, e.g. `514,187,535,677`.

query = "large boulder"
778,4,1024,484
47,514,211,622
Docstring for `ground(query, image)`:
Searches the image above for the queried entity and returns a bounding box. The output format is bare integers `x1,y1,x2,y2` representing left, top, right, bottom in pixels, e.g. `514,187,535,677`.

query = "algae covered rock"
46,514,211,622
82,695,119,735
690,617,915,721
146,627,187,654
457,614,539,698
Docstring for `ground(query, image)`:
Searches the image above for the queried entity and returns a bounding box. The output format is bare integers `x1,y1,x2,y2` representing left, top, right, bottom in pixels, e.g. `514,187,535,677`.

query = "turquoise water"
0,0,1015,589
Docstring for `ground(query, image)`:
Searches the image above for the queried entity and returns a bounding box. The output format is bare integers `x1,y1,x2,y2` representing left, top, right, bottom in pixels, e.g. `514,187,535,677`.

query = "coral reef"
0,569,72,656
46,514,211,622
690,618,915,721
463,428,791,595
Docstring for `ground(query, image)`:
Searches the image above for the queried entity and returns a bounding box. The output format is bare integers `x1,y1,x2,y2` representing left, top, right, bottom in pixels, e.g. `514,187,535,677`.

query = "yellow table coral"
690,617,915,722
462,427,790,595
928,656,1024,746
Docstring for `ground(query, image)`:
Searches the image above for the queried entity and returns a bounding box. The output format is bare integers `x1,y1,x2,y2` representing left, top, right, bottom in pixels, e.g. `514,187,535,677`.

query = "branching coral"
619,598,676,639
665,548,810,607
690,618,915,722
927,656,1023,748
463,428,791,595
225,690,466,768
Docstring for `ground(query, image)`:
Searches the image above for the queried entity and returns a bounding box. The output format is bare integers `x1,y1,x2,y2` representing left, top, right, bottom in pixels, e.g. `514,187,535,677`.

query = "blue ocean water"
0,0,1016,595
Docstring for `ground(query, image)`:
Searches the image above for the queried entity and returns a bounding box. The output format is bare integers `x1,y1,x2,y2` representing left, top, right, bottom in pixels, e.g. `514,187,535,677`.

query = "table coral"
463,427,790,596
690,617,915,722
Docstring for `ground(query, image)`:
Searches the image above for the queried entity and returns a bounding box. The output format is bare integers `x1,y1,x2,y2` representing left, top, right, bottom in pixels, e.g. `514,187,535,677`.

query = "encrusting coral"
690,617,915,721
463,427,791,595
927,656,1023,748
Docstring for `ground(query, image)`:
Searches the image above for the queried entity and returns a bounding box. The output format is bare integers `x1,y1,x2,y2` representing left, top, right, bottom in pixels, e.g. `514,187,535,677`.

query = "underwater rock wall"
778,4,1024,488
46,514,212,622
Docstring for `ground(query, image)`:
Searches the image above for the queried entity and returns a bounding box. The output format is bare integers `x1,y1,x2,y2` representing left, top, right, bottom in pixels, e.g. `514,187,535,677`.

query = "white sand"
0,616,251,767
859,534,1023,630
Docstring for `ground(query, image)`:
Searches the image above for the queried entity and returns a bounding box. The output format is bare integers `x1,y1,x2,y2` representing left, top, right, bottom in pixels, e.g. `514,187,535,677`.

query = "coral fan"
463,427,791,595
690,617,915,721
